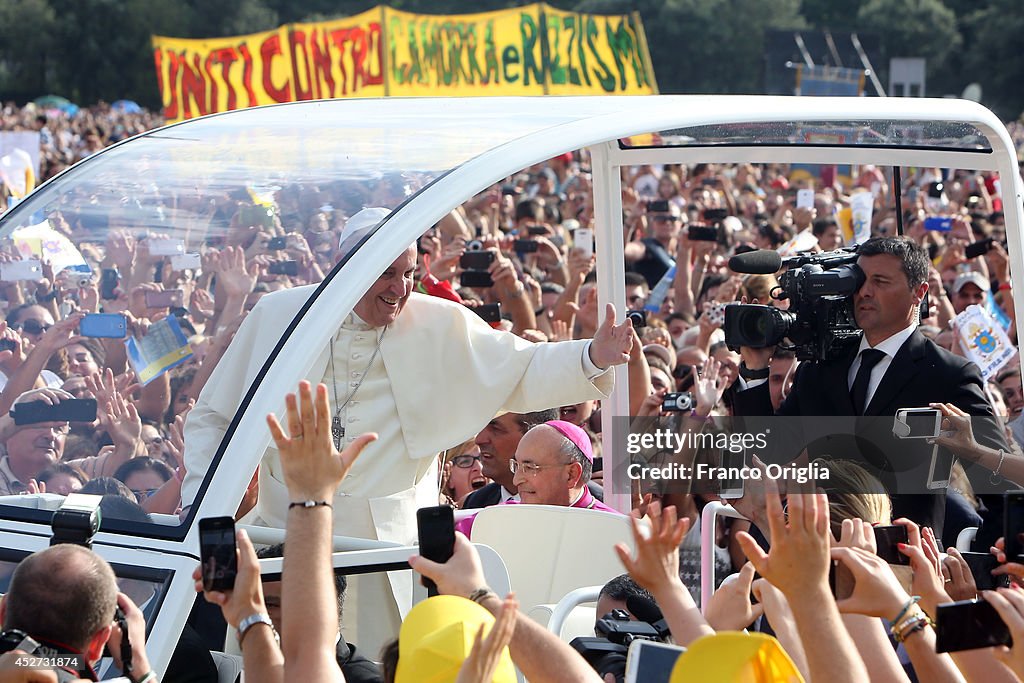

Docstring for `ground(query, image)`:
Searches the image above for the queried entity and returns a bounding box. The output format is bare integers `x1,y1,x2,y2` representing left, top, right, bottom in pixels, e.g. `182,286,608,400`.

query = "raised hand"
735,479,830,597
266,381,376,501
589,303,633,369
614,501,688,595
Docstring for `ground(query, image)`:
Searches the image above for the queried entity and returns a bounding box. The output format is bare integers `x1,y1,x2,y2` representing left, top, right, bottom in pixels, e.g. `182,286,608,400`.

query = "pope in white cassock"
181,207,633,651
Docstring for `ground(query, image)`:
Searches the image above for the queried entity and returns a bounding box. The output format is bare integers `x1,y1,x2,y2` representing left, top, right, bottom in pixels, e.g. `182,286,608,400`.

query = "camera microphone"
728,249,783,274
626,594,672,638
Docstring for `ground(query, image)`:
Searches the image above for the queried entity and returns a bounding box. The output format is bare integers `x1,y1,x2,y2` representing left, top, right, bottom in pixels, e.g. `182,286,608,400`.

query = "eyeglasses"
509,459,569,476
12,320,50,335
451,454,483,469
628,295,646,305
144,436,165,446
652,215,680,223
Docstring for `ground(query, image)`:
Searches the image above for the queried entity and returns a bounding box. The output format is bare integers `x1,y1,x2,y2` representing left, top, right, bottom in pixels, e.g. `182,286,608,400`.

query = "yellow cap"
395,595,516,683
670,632,804,683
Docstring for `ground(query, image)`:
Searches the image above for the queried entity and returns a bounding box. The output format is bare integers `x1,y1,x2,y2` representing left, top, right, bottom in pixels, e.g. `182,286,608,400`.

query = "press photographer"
0,544,155,682
726,236,1010,543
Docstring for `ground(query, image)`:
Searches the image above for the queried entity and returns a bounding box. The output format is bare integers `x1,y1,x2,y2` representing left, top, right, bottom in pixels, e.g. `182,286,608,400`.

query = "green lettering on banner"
605,17,645,90
562,15,582,86
518,13,543,87
418,20,444,85
543,13,566,85
586,17,613,92
502,45,519,83
482,22,499,85
465,21,485,84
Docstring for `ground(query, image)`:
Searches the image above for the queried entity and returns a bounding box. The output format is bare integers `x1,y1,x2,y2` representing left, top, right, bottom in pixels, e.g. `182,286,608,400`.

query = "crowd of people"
0,98,1023,682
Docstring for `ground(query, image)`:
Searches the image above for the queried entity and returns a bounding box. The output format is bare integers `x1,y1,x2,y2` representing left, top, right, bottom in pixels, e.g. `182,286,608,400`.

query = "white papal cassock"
182,288,614,651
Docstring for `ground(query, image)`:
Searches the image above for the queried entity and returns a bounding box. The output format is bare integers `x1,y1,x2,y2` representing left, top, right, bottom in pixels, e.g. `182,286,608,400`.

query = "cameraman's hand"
408,532,486,598
831,547,910,620
106,592,151,680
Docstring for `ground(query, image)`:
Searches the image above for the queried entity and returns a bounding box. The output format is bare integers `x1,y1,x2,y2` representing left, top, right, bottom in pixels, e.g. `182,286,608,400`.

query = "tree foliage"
0,0,1020,121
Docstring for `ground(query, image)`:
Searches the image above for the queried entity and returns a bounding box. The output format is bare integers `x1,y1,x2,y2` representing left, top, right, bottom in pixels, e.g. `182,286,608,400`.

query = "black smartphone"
11,398,98,425
873,525,910,565
1003,492,1024,561
960,551,1009,591
965,238,995,260
527,225,548,236
703,208,729,223
459,251,495,271
268,260,299,276
513,239,539,254
473,303,501,323
417,505,455,597
935,599,1012,653
647,200,670,213
100,268,119,300
460,271,494,288
266,236,288,250
0,339,16,353
927,181,945,199
688,225,719,242
592,457,604,472
199,516,237,592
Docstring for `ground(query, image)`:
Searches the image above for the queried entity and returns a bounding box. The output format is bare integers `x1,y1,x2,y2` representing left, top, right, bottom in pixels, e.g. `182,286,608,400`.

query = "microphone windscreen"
626,594,663,624
728,249,783,274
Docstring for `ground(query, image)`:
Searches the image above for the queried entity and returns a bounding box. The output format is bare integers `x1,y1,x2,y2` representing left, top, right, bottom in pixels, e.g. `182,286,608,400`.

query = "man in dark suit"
734,236,1009,543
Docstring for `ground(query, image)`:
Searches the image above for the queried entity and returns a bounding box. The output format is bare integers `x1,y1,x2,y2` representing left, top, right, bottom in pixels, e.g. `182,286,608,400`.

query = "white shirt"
847,322,918,411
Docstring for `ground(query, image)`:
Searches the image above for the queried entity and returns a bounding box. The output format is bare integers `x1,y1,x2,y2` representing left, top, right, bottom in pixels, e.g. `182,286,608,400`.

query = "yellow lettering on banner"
152,3,656,121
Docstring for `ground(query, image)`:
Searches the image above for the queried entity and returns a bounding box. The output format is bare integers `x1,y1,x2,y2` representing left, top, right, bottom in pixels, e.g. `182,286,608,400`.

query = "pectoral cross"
332,415,344,450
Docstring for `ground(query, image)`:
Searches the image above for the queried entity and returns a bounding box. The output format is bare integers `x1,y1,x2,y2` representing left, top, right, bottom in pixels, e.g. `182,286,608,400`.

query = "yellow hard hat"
395,595,516,683
670,631,804,683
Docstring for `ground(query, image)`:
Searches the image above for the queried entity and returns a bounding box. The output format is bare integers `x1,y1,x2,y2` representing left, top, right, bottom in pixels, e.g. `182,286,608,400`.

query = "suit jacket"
733,330,1009,528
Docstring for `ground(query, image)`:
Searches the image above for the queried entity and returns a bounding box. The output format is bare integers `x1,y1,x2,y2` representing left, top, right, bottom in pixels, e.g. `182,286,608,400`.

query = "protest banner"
152,3,657,121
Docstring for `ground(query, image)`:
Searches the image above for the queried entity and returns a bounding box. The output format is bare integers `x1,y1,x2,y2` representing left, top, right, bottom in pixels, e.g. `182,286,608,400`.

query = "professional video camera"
723,247,865,362
570,597,671,683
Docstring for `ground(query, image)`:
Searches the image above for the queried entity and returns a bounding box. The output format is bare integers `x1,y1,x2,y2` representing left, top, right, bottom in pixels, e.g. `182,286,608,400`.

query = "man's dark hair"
256,543,347,619
599,573,654,606
811,217,837,238
515,408,560,434
624,272,649,291
515,198,544,223
112,456,174,486
80,476,135,500
98,494,153,524
379,637,400,683
4,544,118,652
857,236,929,289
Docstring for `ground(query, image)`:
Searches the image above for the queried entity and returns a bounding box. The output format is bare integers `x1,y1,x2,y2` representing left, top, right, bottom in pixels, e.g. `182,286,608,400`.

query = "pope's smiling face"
354,244,417,328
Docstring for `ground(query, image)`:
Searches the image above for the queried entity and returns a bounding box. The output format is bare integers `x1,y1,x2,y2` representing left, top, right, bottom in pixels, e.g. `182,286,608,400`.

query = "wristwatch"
237,612,279,646
739,362,769,381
